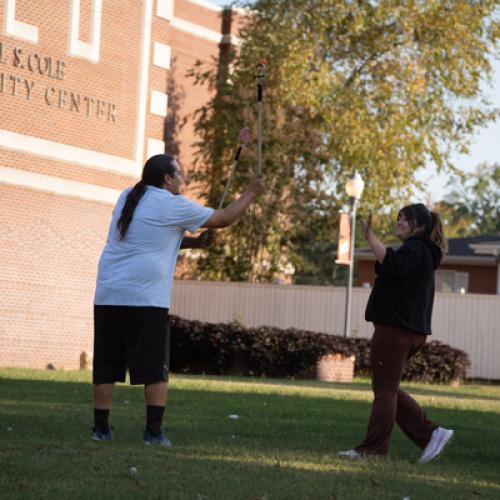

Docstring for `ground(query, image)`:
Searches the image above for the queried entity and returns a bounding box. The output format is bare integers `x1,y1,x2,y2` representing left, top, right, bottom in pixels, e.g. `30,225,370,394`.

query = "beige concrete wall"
171,280,500,379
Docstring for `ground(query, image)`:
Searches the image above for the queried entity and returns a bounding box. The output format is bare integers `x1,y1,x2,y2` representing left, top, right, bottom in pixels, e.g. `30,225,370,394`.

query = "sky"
415,59,499,203
208,0,499,202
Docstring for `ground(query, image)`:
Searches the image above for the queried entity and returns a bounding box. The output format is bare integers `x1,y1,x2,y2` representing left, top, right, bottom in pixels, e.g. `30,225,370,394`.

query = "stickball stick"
218,127,251,210
254,59,267,175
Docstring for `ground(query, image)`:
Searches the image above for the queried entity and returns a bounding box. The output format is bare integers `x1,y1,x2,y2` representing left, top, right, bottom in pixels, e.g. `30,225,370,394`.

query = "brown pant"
355,323,437,456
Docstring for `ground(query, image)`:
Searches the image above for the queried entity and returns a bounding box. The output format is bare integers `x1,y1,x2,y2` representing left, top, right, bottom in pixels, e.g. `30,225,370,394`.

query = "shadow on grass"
1,375,500,499
154,452,500,500
397,385,500,403
175,373,500,403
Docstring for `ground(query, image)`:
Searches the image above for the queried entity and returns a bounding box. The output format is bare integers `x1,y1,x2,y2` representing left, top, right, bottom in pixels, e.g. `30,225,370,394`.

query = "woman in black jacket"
338,203,453,463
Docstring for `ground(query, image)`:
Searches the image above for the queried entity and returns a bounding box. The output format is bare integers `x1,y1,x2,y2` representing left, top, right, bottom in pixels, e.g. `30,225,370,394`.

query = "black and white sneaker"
143,430,172,448
91,426,113,441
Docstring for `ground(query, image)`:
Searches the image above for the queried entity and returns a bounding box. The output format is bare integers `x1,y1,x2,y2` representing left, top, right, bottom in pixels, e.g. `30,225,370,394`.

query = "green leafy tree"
436,163,500,237
188,0,499,282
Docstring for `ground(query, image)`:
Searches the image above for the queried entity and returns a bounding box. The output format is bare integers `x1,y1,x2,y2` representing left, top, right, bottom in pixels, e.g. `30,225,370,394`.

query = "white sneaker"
337,449,362,460
419,427,454,464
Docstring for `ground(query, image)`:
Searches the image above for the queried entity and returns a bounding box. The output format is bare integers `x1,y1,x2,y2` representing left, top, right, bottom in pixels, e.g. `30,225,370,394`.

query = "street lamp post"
343,172,364,338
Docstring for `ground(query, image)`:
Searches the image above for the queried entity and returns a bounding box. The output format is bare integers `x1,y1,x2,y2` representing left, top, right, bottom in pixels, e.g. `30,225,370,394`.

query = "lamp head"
345,171,364,200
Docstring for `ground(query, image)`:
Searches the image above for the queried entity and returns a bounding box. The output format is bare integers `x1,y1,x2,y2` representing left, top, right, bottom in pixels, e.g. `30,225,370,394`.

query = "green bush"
402,341,471,384
170,315,470,384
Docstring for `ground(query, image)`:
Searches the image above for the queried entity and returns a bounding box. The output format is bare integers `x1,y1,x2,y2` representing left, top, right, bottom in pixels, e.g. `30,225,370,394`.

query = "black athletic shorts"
93,305,170,385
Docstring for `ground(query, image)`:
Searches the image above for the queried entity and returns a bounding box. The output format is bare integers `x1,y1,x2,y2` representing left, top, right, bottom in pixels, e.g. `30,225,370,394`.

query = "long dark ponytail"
117,154,178,240
398,203,448,258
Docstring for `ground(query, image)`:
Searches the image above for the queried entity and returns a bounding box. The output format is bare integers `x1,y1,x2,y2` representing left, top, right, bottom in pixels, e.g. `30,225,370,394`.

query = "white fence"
171,280,500,380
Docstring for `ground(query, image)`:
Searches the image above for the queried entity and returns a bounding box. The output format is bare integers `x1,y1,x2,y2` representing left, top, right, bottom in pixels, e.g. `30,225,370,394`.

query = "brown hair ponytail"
430,211,448,255
398,203,448,258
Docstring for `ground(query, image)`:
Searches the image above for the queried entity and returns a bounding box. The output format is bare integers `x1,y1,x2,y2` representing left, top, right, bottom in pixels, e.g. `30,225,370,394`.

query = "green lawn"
0,368,499,499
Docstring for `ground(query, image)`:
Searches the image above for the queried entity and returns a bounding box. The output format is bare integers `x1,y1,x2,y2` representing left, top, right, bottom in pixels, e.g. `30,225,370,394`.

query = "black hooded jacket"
365,236,442,335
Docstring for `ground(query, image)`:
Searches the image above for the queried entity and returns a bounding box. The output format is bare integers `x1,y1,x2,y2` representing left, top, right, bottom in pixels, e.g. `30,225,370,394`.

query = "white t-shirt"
94,186,213,308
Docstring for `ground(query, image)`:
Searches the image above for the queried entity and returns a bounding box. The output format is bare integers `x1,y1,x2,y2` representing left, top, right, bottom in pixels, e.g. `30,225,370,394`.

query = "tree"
436,163,500,237
189,0,499,282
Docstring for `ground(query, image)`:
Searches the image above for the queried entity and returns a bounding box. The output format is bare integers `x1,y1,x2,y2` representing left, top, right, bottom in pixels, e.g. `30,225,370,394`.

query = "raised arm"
203,175,265,228
360,212,387,263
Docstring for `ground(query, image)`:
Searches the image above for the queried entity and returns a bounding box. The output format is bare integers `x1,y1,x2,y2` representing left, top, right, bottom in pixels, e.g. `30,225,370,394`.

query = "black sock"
94,409,110,433
146,405,165,436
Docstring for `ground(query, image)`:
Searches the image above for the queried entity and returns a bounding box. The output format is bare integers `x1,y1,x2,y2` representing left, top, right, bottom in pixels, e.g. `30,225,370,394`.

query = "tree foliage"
188,0,499,282
435,162,500,237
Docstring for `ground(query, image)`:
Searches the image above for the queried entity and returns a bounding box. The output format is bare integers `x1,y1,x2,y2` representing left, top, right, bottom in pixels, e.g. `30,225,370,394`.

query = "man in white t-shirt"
92,154,264,446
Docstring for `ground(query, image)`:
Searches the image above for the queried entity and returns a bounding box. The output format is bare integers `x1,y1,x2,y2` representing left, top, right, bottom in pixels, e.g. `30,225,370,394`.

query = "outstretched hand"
247,174,265,196
359,211,373,239
180,230,216,249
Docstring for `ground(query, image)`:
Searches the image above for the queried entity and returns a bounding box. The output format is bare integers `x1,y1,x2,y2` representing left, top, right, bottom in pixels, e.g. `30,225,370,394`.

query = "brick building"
0,0,244,369
356,235,500,295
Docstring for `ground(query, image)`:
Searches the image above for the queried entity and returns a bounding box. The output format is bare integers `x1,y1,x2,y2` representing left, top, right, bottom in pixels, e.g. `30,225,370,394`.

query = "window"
69,0,102,62
436,270,469,293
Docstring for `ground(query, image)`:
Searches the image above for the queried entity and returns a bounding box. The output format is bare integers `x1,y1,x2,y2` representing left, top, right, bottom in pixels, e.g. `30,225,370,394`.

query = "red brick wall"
357,260,375,289
0,0,143,159
316,354,355,382
441,264,497,295
0,0,237,369
0,184,110,369
356,259,497,295
168,28,221,168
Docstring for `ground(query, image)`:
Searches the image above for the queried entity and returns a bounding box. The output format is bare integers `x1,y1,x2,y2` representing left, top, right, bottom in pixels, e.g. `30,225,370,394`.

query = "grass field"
0,368,499,499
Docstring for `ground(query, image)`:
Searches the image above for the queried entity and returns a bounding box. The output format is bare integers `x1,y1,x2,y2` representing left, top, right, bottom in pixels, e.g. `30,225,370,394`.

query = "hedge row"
169,315,470,384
